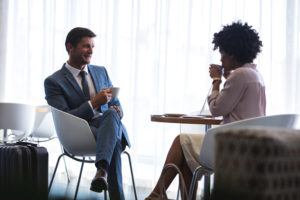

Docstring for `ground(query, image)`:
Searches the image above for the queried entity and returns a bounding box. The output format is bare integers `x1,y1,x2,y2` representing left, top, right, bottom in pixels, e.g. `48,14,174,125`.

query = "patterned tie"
79,71,90,100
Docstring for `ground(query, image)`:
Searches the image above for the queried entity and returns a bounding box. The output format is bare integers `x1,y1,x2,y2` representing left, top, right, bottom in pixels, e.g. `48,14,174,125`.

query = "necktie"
79,71,90,100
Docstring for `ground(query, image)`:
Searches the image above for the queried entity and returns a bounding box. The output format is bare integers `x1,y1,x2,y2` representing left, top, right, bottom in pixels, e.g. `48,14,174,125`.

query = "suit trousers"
90,109,125,200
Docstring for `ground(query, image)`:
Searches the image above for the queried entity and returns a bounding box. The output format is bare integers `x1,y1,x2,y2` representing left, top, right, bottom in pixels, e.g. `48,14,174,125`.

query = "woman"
145,21,265,199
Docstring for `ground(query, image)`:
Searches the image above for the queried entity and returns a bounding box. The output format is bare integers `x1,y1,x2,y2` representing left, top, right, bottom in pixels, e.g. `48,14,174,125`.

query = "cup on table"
109,87,120,97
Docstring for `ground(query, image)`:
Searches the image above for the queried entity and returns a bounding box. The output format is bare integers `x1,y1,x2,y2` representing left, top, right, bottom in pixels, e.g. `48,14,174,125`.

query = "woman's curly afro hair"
212,21,263,64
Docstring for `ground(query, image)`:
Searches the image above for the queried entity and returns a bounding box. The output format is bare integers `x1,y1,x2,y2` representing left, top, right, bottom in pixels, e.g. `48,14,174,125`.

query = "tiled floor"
48,173,152,200
48,173,204,200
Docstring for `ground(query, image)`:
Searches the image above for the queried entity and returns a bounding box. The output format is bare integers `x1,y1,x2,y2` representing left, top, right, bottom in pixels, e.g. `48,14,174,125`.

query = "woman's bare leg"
181,157,193,192
149,135,192,194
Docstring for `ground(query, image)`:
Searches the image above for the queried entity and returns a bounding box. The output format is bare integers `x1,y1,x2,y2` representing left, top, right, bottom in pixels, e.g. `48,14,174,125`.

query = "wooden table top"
151,114,222,125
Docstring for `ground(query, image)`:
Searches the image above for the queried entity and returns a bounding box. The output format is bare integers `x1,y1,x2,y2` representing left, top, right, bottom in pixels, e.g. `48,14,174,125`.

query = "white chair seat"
0,102,36,143
30,106,56,139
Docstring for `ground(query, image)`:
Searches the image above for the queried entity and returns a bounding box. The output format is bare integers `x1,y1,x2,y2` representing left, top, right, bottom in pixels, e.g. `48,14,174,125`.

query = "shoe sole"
90,178,108,193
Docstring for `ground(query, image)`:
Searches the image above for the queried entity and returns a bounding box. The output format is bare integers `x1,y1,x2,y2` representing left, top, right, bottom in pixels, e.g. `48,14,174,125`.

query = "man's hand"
91,88,112,108
110,106,121,117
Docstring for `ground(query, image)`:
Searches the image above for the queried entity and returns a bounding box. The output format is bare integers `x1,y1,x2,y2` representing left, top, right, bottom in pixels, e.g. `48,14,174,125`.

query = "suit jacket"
44,64,130,147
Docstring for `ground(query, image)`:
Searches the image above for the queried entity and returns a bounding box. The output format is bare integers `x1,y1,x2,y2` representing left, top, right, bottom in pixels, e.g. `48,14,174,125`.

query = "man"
44,27,130,200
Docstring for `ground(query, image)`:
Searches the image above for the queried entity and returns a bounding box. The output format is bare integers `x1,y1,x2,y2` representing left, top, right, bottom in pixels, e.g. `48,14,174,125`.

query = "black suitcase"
0,142,48,200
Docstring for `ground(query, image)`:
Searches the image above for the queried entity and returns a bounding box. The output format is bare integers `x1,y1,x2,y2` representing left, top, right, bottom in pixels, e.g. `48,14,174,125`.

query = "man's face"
68,37,94,66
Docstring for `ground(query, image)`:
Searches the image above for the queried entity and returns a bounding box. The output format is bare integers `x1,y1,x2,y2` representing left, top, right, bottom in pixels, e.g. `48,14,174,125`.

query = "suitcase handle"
16,141,38,147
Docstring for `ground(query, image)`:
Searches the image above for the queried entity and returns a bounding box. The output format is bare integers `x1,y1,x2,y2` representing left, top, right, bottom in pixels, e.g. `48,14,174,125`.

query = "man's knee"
103,109,120,120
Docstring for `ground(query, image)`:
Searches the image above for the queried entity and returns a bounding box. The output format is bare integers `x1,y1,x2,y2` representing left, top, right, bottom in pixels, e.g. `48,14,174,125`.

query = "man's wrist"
90,98,97,108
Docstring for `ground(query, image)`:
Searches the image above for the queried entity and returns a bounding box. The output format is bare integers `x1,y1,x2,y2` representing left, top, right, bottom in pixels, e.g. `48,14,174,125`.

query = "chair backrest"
199,114,299,170
30,105,56,138
0,102,36,140
50,106,96,156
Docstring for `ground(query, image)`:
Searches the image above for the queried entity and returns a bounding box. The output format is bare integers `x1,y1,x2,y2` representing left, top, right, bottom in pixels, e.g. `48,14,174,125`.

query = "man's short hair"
65,27,96,53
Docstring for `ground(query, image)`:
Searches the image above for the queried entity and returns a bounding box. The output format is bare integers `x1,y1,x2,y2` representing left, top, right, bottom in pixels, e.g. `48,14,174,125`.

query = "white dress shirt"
65,62,102,118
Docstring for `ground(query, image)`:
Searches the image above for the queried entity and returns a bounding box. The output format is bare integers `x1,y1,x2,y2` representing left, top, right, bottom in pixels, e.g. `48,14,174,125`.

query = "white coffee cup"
109,87,120,97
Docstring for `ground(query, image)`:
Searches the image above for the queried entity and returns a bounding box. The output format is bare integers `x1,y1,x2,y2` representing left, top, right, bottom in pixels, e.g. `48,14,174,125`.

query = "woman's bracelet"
212,78,222,84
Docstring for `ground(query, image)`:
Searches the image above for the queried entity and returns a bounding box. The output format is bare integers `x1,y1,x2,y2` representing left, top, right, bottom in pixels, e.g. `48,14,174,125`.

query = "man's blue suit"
44,64,130,199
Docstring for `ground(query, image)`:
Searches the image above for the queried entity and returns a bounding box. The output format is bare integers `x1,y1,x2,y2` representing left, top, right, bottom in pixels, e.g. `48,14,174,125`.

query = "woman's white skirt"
180,133,204,172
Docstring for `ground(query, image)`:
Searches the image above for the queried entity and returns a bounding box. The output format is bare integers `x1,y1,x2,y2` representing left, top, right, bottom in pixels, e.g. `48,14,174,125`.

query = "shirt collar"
65,62,89,77
241,63,256,69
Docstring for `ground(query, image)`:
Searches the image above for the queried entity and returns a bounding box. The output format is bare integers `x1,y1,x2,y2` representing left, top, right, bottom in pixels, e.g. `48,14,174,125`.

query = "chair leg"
62,155,71,182
3,129,7,144
176,185,180,200
104,190,108,200
203,175,211,200
123,151,138,200
188,166,212,200
74,158,85,200
48,153,65,193
60,144,71,182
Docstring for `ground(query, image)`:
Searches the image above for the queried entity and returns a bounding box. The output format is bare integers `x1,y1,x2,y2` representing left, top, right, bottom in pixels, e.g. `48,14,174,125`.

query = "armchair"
48,106,137,200
190,114,299,200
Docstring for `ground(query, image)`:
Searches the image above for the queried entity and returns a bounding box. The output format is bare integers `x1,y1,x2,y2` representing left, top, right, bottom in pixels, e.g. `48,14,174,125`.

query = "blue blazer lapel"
61,65,83,97
88,65,101,92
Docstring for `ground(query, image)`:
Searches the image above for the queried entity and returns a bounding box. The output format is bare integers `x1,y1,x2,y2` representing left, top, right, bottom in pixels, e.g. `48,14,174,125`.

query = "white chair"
29,105,71,183
48,106,137,200
189,114,299,200
0,102,36,143
30,105,56,141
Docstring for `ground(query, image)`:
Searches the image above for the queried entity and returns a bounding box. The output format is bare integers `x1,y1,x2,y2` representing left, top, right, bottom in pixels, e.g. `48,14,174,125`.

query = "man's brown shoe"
90,168,108,193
